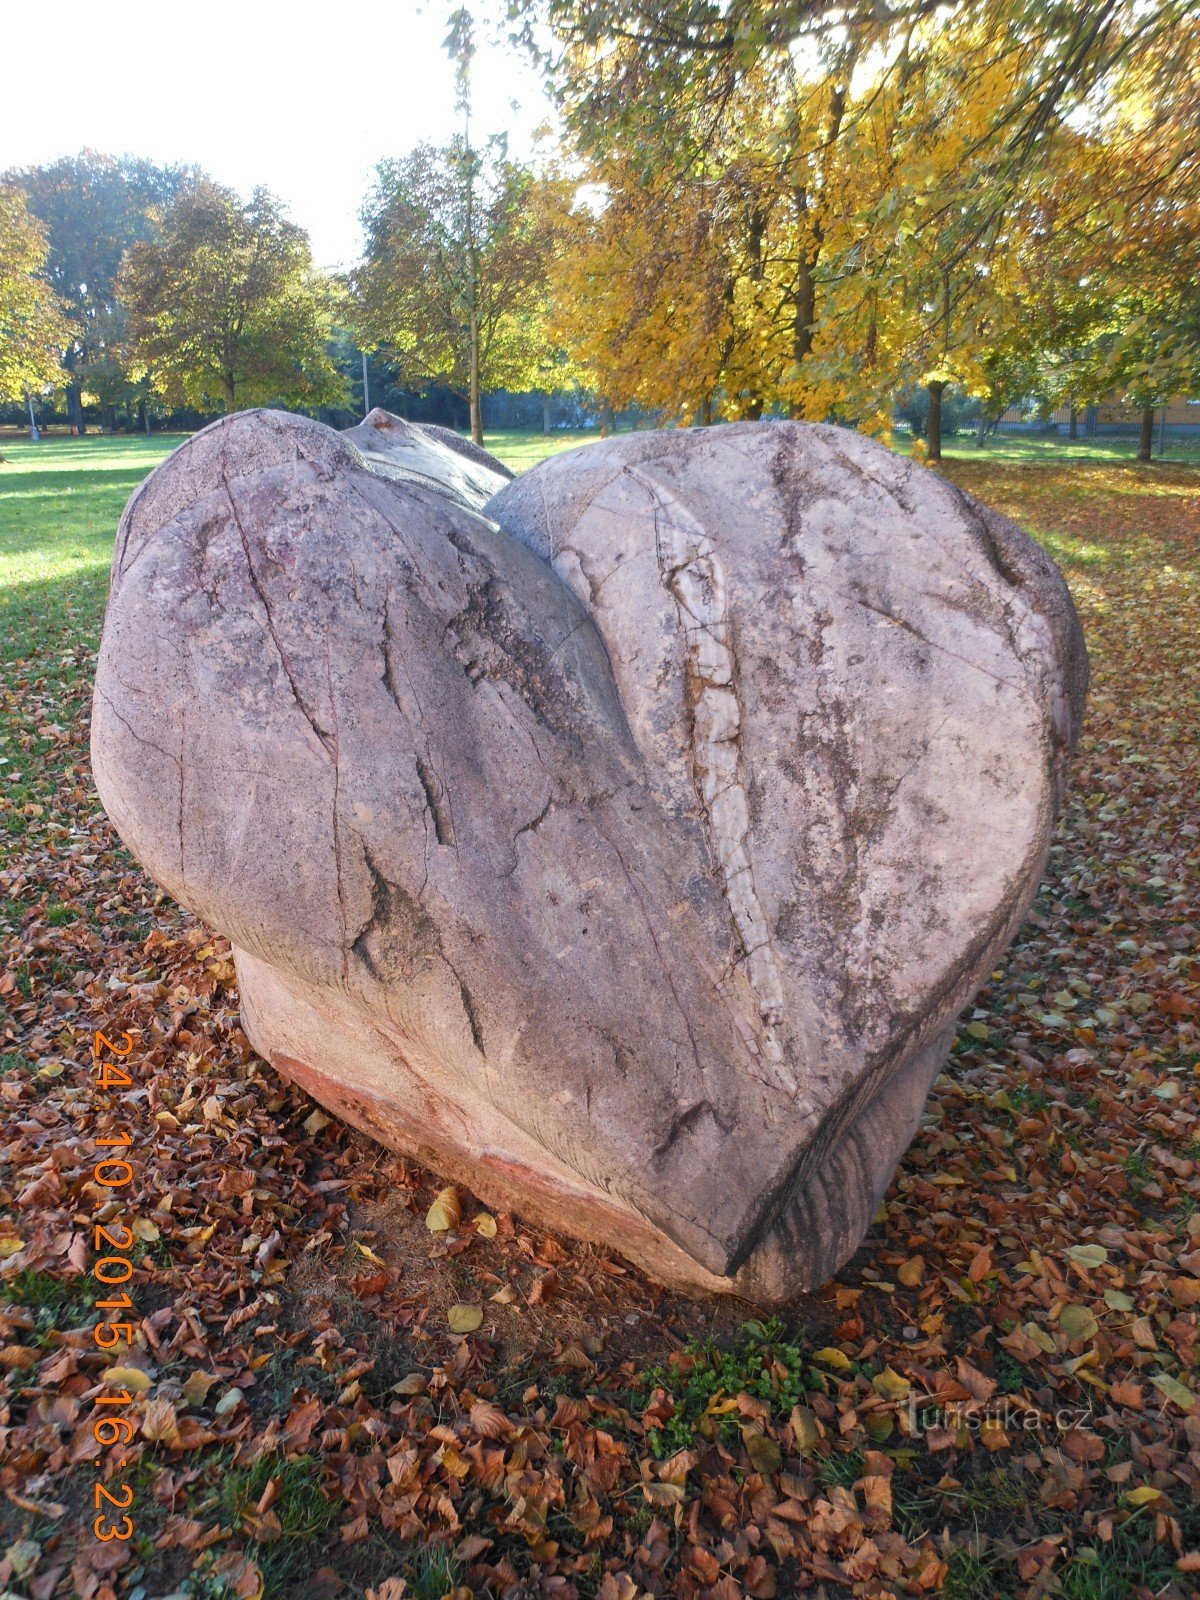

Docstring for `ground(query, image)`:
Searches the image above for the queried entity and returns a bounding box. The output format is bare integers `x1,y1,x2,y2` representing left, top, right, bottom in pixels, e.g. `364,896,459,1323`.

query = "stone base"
235,944,952,1303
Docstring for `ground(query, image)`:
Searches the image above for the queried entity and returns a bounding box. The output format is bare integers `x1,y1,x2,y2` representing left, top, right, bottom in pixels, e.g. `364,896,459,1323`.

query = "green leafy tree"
119,181,346,413
353,143,567,444
353,7,567,444
0,185,71,407
7,151,195,431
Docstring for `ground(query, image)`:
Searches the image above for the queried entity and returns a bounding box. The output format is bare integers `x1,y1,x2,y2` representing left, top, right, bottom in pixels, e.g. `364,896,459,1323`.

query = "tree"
516,0,1194,437
964,12,1200,462
0,186,71,409
120,181,346,414
353,4,567,445
354,145,567,445
7,152,195,432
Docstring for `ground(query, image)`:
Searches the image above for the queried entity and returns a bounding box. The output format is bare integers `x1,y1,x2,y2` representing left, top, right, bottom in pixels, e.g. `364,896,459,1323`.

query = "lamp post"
26,394,39,443
362,352,370,419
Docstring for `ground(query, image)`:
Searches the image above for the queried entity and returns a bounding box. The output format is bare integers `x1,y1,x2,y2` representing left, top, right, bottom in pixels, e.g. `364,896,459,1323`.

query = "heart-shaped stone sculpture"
91,408,1086,1302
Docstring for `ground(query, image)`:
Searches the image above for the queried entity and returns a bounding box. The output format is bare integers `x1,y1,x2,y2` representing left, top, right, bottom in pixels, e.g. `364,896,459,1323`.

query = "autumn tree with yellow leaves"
514,0,1197,447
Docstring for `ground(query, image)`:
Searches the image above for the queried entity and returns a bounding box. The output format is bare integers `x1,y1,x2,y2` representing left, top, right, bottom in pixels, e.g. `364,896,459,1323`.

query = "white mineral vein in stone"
626,465,797,1095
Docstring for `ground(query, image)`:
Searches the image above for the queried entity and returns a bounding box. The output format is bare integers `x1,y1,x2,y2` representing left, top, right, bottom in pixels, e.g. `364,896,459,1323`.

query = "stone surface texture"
91,409,1087,1302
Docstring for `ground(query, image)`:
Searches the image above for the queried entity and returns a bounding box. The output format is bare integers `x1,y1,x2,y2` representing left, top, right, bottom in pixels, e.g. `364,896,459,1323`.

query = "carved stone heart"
91,409,1086,1302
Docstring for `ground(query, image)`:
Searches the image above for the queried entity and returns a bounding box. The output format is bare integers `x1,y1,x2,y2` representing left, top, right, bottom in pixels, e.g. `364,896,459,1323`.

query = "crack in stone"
220,466,335,761
351,837,483,1057
416,756,455,847
624,464,797,1097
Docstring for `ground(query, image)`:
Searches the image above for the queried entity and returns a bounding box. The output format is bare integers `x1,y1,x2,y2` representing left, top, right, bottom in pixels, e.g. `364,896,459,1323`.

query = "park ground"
0,426,1197,1600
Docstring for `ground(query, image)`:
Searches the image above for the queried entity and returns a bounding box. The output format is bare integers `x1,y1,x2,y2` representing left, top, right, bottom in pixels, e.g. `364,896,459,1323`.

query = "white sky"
0,1,555,271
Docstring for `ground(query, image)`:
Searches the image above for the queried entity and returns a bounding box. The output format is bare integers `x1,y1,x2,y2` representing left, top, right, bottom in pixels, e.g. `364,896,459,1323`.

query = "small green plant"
637,1318,811,1457
993,1347,1034,1395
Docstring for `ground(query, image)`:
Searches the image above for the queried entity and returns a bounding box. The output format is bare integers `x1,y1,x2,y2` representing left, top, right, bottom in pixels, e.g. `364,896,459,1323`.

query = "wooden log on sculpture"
91,408,1087,1302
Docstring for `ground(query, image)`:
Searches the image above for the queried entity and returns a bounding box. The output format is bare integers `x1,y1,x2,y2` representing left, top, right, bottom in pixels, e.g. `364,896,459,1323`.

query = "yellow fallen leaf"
813,1347,853,1372
0,1237,23,1258
1125,1485,1165,1506
1059,1304,1099,1343
132,1217,161,1242
102,1365,152,1394
741,1426,781,1473
447,1304,484,1333
181,1371,217,1407
355,1241,386,1265
642,1481,686,1505
1150,1373,1195,1413
141,1399,181,1447
872,1366,911,1400
979,1419,1010,1451
426,1187,462,1232
473,1213,498,1238
1067,1244,1108,1269
898,1256,926,1287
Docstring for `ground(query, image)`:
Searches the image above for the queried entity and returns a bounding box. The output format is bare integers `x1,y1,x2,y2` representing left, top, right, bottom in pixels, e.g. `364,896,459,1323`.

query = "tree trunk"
745,396,764,420
461,122,485,447
223,376,237,413
138,399,150,435
1137,403,1154,463
696,394,713,427
100,404,117,434
542,393,551,434
1085,404,1098,437
599,402,615,438
1068,406,1078,440
66,382,85,435
927,381,946,463
469,360,483,445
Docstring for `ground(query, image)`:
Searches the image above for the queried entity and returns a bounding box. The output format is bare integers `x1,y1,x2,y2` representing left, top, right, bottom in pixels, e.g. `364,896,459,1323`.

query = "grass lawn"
3,420,1193,655
1,424,1198,1599
928,430,1200,466
0,427,592,662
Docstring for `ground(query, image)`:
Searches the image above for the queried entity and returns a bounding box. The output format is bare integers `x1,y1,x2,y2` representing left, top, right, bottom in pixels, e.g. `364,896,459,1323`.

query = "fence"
997,399,1200,436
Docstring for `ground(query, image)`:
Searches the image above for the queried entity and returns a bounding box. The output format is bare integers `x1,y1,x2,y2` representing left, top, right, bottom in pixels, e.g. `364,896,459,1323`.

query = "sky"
0,1,555,271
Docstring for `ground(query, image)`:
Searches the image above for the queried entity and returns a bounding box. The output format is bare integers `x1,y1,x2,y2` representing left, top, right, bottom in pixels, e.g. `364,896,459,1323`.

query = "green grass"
909,429,1200,465
1,1267,97,1336
0,427,591,654
3,423,1192,653
215,1451,339,1598
0,432,187,661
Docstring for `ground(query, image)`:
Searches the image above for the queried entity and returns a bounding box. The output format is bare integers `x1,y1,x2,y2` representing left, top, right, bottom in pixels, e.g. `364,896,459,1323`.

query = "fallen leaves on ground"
1,456,1197,1598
